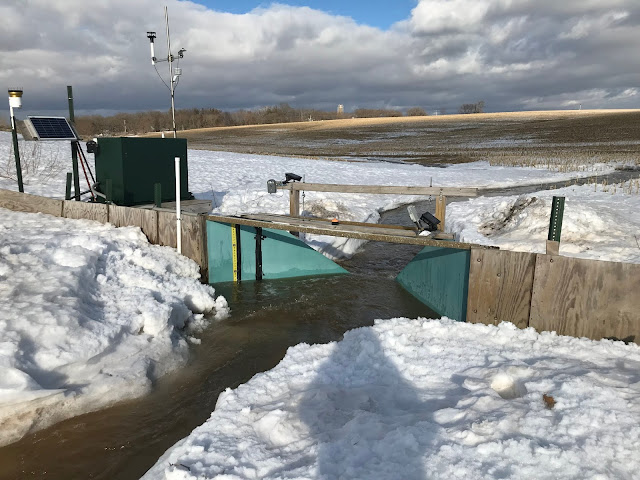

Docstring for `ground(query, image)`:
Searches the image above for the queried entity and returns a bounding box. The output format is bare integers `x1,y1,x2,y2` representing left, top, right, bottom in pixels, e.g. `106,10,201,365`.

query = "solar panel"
24,116,78,141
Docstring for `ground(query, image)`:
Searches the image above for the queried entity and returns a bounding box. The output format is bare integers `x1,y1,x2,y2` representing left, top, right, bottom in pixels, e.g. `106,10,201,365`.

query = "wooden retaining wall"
0,189,207,280
467,249,640,344
2,188,637,343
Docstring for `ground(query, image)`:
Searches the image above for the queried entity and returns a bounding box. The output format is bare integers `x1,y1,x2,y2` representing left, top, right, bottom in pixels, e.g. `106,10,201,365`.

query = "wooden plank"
63,201,108,223
158,211,208,277
158,210,178,247
207,213,486,250
289,190,300,217
136,199,212,214
466,249,536,329
244,214,420,238
254,213,416,231
248,213,456,239
277,182,478,197
530,254,640,344
435,195,446,233
546,240,560,255
0,188,63,217
108,205,158,243
242,213,455,240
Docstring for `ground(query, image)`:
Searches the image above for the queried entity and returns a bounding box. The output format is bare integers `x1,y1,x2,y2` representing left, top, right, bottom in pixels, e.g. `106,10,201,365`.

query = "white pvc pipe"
175,156,182,254
149,42,156,65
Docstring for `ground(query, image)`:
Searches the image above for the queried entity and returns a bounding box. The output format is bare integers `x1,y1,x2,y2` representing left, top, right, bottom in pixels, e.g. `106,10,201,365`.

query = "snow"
0,207,228,447
0,131,614,260
447,182,640,263
142,318,640,480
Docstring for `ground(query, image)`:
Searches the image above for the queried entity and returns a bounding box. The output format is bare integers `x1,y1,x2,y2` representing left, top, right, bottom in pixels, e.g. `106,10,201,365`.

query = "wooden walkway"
206,213,488,250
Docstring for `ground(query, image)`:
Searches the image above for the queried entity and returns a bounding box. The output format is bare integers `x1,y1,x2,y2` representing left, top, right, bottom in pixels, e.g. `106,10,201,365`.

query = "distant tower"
337,104,344,115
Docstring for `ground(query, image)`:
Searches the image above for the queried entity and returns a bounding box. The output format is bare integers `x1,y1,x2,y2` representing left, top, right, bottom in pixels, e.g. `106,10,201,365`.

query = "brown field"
146,110,640,167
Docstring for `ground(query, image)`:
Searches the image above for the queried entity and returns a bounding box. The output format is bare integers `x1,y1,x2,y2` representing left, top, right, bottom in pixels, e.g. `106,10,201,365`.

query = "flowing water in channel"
0,237,432,479
1,169,637,479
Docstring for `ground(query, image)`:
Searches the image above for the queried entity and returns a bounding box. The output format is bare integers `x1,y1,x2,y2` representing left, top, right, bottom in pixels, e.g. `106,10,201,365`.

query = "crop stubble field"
152,110,640,169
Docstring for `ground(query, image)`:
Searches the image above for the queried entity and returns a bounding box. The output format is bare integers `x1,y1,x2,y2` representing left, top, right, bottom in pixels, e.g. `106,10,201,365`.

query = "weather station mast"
147,6,186,138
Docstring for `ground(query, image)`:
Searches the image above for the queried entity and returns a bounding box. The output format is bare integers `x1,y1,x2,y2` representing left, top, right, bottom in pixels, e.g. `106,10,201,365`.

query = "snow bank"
448,182,640,263
143,318,640,480
187,150,611,259
0,208,228,447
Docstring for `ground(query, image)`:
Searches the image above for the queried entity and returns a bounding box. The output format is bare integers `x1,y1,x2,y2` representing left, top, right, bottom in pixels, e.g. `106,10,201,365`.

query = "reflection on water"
0,271,432,479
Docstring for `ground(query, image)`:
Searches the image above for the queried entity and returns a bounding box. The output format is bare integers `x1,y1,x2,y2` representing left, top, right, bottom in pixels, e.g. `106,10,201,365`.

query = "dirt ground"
146,110,640,166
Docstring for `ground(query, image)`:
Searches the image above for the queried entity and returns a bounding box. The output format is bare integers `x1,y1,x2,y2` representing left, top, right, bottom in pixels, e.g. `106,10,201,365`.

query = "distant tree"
354,108,403,118
458,100,485,114
406,107,427,116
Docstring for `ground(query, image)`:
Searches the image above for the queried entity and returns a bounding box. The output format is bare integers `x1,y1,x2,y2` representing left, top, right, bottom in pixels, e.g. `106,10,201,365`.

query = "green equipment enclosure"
207,220,348,284
396,246,471,322
94,137,190,206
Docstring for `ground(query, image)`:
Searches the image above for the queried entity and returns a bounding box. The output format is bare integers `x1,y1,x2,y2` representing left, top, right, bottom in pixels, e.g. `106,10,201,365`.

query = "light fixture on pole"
8,89,24,192
146,6,186,138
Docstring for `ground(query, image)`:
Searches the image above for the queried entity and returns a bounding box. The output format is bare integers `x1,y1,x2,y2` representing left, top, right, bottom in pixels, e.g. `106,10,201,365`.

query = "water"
0,256,431,480
1,168,637,479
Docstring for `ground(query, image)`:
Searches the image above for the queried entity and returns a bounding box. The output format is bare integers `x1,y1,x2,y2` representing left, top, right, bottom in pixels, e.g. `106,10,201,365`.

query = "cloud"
1,0,639,116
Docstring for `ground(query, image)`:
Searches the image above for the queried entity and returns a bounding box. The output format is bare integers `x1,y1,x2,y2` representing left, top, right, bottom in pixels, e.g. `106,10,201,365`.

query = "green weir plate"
396,246,471,321
207,220,348,284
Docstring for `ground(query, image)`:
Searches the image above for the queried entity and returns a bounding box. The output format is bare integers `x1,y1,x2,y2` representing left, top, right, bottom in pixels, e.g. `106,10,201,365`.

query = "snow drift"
0,208,228,447
143,318,640,480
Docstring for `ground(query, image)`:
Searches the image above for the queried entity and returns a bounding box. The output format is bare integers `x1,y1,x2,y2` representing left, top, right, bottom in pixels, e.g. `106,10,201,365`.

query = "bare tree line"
3,101,484,138
71,103,443,137
458,100,485,114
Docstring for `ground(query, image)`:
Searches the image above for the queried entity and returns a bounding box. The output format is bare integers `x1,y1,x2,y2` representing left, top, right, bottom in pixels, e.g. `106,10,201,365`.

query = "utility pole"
8,89,24,192
165,7,176,138
147,6,186,139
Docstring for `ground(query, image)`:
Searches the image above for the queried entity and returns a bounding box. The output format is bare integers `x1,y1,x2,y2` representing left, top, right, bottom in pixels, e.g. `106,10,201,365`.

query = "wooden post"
546,240,560,255
289,189,300,217
435,194,446,232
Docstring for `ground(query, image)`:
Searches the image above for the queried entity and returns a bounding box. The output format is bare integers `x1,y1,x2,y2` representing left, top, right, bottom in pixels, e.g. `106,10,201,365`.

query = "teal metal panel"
207,221,234,283
206,220,347,284
260,228,348,279
239,225,257,280
396,246,470,321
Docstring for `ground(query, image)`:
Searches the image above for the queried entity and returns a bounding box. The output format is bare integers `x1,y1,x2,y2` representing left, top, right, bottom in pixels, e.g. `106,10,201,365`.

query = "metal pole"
175,156,182,254
165,7,177,139
9,105,24,193
67,86,80,200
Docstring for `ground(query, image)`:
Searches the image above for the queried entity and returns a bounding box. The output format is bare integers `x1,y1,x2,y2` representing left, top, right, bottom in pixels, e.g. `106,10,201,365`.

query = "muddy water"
1,168,637,479
0,261,431,479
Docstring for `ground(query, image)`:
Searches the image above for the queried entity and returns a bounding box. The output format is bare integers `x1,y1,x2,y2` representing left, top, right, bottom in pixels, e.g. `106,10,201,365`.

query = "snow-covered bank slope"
448,182,640,263
0,208,228,447
188,152,613,259
143,318,640,480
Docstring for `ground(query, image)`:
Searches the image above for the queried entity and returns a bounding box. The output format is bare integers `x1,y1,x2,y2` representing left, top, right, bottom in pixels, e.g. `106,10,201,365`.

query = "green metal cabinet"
94,137,189,206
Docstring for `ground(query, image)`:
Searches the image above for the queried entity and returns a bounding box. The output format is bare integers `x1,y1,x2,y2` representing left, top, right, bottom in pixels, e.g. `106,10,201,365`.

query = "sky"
191,1,417,29
1,0,639,118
